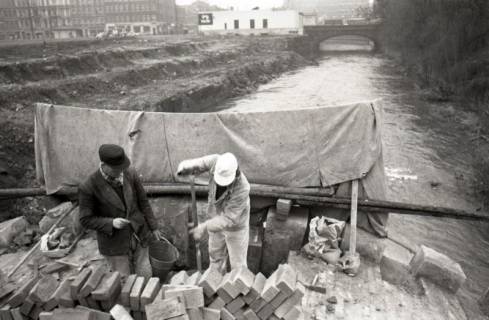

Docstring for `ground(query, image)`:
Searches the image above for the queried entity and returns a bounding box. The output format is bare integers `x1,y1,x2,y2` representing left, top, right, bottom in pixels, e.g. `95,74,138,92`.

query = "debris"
327,304,335,312
327,296,337,304
0,216,28,248
410,245,466,293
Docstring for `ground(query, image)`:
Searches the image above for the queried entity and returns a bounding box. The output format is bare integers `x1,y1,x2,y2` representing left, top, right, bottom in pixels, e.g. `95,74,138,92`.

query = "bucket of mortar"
148,237,179,281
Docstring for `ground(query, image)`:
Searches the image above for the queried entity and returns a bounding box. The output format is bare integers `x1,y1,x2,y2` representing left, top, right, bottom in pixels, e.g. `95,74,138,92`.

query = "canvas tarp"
35,101,388,234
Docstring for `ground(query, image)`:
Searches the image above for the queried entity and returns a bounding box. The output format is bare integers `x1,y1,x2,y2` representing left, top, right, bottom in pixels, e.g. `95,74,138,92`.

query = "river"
208,49,489,315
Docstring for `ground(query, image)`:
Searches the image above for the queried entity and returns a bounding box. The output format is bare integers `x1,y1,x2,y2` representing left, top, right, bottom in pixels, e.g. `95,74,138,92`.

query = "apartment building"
0,0,176,40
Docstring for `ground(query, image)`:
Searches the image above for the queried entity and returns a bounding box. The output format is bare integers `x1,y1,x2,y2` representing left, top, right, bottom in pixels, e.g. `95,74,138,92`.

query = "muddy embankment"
0,35,313,221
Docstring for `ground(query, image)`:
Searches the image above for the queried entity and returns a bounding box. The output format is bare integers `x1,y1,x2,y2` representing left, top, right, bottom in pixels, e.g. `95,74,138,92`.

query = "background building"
198,9,303,35
104,0,177,35
285,0,370,22
0,0,177,40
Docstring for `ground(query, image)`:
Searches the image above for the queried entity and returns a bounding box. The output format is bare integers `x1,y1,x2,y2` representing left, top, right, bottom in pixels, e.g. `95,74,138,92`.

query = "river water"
210,50,489,314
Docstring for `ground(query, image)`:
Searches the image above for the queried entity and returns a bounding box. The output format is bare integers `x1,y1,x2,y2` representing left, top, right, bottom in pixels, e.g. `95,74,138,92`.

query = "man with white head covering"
177,153,250,272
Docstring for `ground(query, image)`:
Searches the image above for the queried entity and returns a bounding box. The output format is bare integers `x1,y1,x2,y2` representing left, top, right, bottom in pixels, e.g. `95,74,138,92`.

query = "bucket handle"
153,236,180,260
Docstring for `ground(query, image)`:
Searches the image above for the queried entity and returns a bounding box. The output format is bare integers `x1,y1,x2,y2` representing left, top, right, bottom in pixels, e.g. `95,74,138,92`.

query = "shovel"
190,176,202,272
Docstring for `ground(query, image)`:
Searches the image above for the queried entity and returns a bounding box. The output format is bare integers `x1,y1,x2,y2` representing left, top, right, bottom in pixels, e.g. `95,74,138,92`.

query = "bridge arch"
304,23,383,52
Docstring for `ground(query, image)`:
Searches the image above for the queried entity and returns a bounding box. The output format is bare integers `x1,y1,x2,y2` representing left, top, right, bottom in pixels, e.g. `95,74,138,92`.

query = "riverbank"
0,35,312,221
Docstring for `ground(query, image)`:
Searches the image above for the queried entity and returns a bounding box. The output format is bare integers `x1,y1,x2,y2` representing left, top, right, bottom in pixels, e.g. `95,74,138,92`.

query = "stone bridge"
303,23,383,52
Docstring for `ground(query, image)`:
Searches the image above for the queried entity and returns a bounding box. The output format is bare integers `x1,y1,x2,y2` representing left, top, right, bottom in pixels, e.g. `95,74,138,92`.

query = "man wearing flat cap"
79,144,165,277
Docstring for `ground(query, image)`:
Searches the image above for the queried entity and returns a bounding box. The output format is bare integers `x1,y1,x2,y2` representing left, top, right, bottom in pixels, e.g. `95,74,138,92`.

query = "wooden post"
349,180,358,255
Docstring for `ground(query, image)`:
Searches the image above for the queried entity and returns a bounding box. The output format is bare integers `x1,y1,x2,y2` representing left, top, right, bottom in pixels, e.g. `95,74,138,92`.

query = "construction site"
0,15,489,320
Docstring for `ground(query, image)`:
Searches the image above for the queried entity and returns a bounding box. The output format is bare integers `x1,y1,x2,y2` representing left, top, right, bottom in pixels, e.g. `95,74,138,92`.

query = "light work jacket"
181,154,250,232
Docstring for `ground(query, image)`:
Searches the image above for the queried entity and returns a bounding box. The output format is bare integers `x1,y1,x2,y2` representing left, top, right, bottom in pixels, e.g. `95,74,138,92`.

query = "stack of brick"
143,265,304,320
207,264,305,320
0,266,142,320
119,274,162,320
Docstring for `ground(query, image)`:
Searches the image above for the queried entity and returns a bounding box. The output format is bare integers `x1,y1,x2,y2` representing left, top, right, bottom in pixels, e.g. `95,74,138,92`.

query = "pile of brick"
0,265,127,320
144,264,304,320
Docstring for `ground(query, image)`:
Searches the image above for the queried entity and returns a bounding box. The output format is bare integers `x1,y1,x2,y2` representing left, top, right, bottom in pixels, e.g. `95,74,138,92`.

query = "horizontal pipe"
0,184,487,222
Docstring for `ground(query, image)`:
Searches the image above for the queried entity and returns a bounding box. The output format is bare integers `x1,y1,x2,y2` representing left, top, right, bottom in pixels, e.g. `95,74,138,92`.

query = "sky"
175,0,285,10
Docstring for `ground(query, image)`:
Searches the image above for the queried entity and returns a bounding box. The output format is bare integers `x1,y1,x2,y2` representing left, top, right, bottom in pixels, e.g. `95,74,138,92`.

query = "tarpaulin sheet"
36,101,385,190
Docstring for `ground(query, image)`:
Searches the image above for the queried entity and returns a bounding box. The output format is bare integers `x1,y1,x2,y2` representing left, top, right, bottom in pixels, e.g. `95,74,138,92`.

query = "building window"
234,19,239,29
263,19,268,28
250,19,255,29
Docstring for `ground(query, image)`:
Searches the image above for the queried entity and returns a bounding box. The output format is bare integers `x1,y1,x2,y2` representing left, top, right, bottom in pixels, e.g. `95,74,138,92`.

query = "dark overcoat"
78,167,158,256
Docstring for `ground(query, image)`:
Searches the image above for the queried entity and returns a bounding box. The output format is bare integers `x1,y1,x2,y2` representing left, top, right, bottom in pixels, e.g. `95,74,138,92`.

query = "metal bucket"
148,237,179,281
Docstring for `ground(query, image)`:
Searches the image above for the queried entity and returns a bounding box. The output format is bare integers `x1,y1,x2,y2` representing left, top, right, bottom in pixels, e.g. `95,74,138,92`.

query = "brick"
164,286,204,309
243,273,266,305
479,287,489,316
226,296,245,314
19,298,35,316
0,305,12,320
120,275,137,307
233,308,245,320
92,272,121,301
39,311,53,320
257,302,278,320
78,295,90,308
260,268,280,302
51,278,74,308
166,315,189,320
273,282,305,319
268,315,280,320
0,282,15,300
247,227,263,275
29,275,59,304
243,309,259,320
109,304,133,320
132,311,143,320
232,267,254,296
283,305,302,320
169,271,189,285
28,304,43,319
202,308,220,320
80,267,106,298
144,296,186,320
140,278,161,308
186,272,202,286
42,262,70,275
216,286,233,304
86,295,102,310
249,298,266,313
52,308,95,320
220,270,241,299
276,199,292,219
76,306,111,320
198,267,223,298
71,268,92,300
9,308,23,320
207,296,225,310
269,291,290,308
130,277,146,311
380,241,414,286
409,245,466,293
275,265,296,296
220,308,235,320
7,277,38,308
187,308,203,320
217,273,236,304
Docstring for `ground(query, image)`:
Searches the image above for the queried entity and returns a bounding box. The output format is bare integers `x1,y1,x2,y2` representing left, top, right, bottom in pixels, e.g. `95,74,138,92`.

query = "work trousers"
208,225,249,273
104,240,152,279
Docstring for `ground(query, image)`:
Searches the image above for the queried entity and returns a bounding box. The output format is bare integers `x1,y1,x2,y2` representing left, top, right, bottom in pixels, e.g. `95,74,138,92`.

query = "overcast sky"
176,0,285,10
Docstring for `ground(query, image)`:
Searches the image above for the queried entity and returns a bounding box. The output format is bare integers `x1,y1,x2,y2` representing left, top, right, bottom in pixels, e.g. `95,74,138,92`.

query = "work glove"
189,222,207,242
176,160,194,176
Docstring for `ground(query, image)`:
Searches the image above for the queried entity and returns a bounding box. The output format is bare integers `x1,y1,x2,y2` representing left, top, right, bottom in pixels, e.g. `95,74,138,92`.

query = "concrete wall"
198,10,303,35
